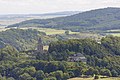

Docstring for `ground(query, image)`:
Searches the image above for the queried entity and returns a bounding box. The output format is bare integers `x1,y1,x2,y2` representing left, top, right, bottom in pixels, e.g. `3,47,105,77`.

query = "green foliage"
49,70,64,80
44,62,59,73
7,7,120,32
7,77,15,80
0,36,120,80
35,70,45,80
94,75,99,79
111,69,118,77
63,73,70,80
36,52,49,60
68,71,75,78
19,73,35,80
49,39,109,58
0,29,45,51
24,66,36,76
85,67,96,76
101,36,120,55
48,36,120,77
65,31,69,35
43,77,57,80
0,45,19,61
100,69,112,77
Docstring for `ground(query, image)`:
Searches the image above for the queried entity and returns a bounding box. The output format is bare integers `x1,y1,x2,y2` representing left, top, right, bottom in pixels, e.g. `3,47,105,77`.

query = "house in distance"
68,53,87,63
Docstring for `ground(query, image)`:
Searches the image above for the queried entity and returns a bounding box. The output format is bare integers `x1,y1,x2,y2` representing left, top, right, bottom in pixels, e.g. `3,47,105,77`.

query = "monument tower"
37,38,43,53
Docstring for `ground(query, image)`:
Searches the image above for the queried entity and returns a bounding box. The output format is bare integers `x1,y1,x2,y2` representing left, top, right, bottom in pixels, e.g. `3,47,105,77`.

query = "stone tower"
37,38,43,53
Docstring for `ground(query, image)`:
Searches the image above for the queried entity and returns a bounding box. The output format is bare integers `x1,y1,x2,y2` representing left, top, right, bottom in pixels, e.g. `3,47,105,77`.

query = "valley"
7,8,120,32
0,11,79,27
0,7,120,80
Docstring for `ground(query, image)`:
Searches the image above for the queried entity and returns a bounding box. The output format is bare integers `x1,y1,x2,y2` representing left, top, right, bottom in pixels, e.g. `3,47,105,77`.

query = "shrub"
94,75,99,79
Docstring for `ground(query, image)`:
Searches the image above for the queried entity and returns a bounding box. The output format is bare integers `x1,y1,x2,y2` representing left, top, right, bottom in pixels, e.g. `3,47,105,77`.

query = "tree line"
0,36,120,80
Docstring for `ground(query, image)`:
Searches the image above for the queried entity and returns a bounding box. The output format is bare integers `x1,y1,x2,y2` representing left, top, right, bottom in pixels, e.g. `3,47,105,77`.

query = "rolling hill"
7,7,120,32
0,11,80,28
0,29,45,51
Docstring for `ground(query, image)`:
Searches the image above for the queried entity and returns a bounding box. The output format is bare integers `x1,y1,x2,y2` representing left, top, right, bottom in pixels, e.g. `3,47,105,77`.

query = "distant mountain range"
0,11,80,20
38,11,81,16
0,11,80,27
7,7,120,32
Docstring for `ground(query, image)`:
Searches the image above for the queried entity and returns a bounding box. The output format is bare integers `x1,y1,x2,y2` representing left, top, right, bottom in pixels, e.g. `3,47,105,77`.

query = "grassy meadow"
0,27,79,35
111,33,120,37
1,27,120,37
68,77,120,80
38,28,66,35
106,29,120,37
20,27,79,35
0,27,9,32
106,33,120,37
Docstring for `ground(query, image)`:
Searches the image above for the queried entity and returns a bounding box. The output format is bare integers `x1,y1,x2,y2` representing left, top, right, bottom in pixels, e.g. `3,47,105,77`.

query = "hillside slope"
7,7,120,32
0,29,45,51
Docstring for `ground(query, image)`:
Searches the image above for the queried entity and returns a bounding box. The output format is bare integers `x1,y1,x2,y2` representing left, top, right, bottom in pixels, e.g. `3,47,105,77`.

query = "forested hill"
48,36,120,77
0,29,45,51
7,7,120,31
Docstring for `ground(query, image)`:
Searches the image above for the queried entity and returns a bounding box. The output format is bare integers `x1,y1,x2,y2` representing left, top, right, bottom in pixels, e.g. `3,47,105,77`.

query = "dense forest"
0,29,45,51
48,36,120,75
0,29,101,51
0,29,58,51
0,36,120,80
7,7,120,32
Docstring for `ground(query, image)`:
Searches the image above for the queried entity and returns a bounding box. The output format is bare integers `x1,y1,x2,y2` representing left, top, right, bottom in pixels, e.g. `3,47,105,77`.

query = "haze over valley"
0,11,80,28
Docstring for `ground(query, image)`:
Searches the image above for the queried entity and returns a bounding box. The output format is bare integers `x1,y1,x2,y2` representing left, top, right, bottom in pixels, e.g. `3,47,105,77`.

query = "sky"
0,0,120,14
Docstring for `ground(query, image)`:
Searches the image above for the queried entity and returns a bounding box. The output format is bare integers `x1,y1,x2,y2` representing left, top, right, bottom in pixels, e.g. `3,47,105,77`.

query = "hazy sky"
0,0,120,14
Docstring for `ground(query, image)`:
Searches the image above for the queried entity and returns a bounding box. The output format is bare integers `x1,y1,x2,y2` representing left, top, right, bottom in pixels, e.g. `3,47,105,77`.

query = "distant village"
20,37,87,63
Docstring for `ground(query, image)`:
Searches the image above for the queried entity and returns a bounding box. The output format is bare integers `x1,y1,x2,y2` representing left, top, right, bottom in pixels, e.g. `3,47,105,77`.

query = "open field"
20,27,79,35
0,27,79,35
68,77,120,80
0,27,101,41
106,29,120,37
20,27,101,40
0,28,9,32
107,29,120,32
0,14,67,28
106,33,120,37
38,28,66,35
111,33,120,37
